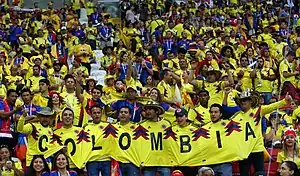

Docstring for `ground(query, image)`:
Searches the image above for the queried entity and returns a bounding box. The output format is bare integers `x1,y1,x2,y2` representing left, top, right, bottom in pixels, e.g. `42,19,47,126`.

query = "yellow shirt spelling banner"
54,126,87,169
46,105,288,168
231,100,287,153
17,116,63,166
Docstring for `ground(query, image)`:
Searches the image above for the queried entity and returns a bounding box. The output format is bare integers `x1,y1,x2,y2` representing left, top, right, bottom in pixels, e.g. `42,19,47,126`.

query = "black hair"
198,89,210,97
90,104,103,113
64,74,75,82
209,103,223,114
85,79,97,92
119,106,132,114
62,107,74,118
20,87,32,96
0,145,12,159
39,79,50,86
52,151,70,171
277,161,299,176
7,89,17,97
27,155,50,176
33,64,41,70
160,69,170,80
91,85,103,95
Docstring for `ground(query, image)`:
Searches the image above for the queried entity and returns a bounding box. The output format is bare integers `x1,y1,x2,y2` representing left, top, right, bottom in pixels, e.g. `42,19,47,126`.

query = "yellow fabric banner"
50,110,264,168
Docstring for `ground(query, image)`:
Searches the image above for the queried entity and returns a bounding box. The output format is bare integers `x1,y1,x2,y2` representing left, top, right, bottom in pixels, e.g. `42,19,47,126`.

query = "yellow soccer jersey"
188,105,210,125
54,126,83,168
26,76,44,92
60,92,88,127
17,116,55,166
232,100,286,153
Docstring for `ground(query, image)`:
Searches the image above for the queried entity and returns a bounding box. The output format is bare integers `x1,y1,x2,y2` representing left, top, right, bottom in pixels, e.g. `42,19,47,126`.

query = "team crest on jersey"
161,124,167,129
99,125,104,130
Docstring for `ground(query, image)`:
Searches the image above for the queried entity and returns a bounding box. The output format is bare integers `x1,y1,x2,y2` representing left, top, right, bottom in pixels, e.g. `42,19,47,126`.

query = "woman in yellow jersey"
277,128,300,168
264,112,287,147
220,45,238,69
114,40,127,56
122,22,139,53
0,145,23,176
234,56,252,91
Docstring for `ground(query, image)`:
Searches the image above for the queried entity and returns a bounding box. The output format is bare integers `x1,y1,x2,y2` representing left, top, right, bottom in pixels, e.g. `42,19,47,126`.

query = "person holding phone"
0,145,24,176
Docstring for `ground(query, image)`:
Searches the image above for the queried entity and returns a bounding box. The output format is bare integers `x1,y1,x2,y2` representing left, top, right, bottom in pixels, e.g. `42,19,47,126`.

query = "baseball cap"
175,108,188,117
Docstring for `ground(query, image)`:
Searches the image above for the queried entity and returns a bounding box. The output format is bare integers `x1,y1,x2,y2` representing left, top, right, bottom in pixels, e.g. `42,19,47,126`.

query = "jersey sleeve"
277,152,284,163
261,100,286,118
17,115,33,134
292,107,300,120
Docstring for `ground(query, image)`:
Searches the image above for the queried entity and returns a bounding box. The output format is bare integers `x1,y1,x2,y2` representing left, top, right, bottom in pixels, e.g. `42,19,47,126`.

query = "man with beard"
250,57,276,104
205,103,233,175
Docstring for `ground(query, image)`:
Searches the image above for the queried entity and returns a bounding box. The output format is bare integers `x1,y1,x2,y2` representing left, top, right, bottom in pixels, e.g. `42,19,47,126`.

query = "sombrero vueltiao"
234,89,259,107
37,107,55,117
104,75,115,85
202,68,222,81
142,101,165,115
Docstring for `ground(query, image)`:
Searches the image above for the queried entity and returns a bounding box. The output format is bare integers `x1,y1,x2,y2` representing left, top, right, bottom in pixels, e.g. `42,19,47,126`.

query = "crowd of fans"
0,0,300,175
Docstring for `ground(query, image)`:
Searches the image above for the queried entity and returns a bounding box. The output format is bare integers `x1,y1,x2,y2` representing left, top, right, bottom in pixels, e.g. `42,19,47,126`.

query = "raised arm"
261,93,292,117
17,110,33,134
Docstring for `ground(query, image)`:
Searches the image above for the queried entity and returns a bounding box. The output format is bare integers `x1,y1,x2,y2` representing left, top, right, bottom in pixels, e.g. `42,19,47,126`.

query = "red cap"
285,128,296,138
49,91,61,99
171,170,184,176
